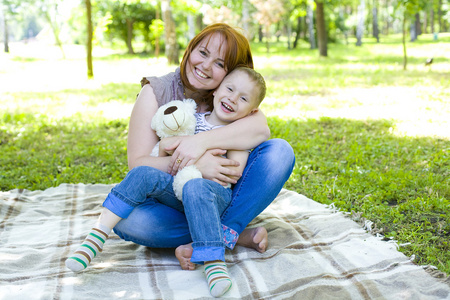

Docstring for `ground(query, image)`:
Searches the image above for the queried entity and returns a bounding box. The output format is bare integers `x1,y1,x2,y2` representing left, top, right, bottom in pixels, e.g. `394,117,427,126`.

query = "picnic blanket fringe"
345,207,450,286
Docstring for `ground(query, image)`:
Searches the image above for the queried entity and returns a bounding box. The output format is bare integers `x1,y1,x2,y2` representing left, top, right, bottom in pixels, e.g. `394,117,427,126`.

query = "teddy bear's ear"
184,98,197,114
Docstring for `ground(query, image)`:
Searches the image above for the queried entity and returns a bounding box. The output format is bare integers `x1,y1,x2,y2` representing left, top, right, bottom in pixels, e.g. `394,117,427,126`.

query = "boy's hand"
158,138,174,156
195,149,241,186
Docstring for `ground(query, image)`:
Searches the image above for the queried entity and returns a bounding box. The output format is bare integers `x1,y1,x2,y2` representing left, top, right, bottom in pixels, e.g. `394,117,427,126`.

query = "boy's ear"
249,108,259,115
213,90,216,96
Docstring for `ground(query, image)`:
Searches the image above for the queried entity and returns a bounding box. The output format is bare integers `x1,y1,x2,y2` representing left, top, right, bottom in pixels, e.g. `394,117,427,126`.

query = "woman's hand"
166,135,208,175
195,149,242,186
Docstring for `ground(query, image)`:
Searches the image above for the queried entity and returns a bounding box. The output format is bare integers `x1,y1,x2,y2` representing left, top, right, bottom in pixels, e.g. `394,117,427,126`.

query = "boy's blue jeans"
103,166,233,263
108,139,295,260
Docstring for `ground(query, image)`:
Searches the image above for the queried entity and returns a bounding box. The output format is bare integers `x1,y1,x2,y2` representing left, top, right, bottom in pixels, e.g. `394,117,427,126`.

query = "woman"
114,23,295,269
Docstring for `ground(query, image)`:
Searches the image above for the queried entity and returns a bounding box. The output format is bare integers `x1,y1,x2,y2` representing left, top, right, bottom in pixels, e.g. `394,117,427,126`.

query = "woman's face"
185,33,228,92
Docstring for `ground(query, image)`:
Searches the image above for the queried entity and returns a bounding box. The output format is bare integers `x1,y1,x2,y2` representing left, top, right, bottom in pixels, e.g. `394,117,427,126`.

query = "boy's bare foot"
175,244,195,270
237,227,268,253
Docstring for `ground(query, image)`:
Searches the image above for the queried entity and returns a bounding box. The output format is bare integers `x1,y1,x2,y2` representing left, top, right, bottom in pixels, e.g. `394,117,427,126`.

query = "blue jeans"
103,167,232,263
112,138,295,250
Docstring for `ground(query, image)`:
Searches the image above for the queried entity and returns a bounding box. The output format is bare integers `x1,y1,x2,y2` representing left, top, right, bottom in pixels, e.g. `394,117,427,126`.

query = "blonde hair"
229,67,266,105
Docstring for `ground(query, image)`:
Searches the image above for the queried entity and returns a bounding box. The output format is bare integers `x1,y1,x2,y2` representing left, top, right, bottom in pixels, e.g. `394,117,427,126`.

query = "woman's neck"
184,88,209,102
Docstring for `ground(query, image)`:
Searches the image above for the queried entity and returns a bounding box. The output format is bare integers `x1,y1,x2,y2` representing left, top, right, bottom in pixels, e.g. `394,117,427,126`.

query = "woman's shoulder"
140,68,183,106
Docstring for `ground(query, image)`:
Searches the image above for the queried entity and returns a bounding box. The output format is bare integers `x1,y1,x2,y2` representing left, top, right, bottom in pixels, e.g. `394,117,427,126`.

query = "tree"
250,0,286,52
372,0,379,42
1,0,21,53
161,0,178,64
97,0,156,54
34,0,66,58
314,0,327,56
306,3,316,49
356,0,365,46
85,0,93,78
396,0,425,70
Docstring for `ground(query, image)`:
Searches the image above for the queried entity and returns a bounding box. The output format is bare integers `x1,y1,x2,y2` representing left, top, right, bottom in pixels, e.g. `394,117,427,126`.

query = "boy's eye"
227,87,233,92
241,97,248,102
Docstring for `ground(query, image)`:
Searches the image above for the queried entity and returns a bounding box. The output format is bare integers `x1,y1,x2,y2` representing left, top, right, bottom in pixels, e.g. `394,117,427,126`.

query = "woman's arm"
127,84,172,171
167,110,270,173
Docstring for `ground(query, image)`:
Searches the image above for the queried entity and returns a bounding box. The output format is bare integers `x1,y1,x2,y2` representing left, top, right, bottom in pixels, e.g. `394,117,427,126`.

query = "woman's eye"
199,50,207,56
216,62,224,68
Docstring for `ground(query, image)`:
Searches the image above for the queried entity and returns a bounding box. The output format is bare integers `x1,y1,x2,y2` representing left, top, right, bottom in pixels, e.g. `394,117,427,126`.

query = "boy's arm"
226,150,250,181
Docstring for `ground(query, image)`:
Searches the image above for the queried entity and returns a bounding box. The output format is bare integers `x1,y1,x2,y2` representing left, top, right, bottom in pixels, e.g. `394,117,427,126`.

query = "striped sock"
65,223,111,272
204,261,232,298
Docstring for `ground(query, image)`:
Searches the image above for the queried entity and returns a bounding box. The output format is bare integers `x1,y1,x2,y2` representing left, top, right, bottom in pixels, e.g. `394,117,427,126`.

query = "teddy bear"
150,99,202,201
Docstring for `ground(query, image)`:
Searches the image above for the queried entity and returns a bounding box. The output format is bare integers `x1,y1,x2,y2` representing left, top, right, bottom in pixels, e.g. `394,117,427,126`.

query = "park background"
1,0,449,277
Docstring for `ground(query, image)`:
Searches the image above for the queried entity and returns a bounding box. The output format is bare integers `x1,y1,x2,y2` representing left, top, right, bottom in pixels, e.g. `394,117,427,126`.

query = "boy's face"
212,71,259,124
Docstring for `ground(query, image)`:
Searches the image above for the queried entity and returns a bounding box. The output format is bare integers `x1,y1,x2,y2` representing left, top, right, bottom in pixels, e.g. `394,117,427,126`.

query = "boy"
66,67,266,298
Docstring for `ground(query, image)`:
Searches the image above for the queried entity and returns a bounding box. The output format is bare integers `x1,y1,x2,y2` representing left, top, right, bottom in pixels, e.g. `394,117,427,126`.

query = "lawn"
1,33,449,275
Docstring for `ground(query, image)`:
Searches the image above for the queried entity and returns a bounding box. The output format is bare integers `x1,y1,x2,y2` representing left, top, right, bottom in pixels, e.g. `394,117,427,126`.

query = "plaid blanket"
1,184,449,299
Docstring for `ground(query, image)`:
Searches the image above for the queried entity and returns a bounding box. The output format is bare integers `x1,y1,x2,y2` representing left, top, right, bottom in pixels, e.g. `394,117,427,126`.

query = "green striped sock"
204,261,232,298
65,223,111,272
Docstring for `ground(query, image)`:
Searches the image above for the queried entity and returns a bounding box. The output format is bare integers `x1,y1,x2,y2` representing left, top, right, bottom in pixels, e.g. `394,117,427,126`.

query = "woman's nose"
202,58,213,70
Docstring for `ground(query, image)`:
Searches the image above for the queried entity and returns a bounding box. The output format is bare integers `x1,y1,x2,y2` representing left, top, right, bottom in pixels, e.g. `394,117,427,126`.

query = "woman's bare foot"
175,244,195,270
236,227,268,253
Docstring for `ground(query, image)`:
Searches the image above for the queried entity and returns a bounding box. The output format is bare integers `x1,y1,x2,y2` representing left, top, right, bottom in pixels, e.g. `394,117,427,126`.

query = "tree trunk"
85,0,94,78
286,21,292,50
126,19,135,54
372,0,379,42
265,24,270,53
258,25,263,42
385,0,390,35
430,7,435,33
410,22,417,42
438,0,442,32
155,5,161,57
3,14,9,53
402,13,407,70
187,14,195,41
43,10,66,59
293,16,301,49
415,13,421,36
356,0,365,46
242,0,251,40
423,9,427,33
306,4,316,49
195,14,203,32
161,0,179,64
315,1,327,56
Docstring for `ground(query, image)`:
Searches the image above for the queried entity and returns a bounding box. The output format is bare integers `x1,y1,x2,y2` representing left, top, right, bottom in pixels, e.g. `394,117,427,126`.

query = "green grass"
1,33,449,275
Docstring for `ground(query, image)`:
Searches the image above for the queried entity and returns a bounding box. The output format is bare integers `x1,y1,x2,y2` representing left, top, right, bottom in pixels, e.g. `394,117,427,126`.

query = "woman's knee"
258,138,295,169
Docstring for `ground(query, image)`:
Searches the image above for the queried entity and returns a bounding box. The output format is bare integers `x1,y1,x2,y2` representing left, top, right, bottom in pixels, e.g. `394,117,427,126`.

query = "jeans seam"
222,146,260,222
